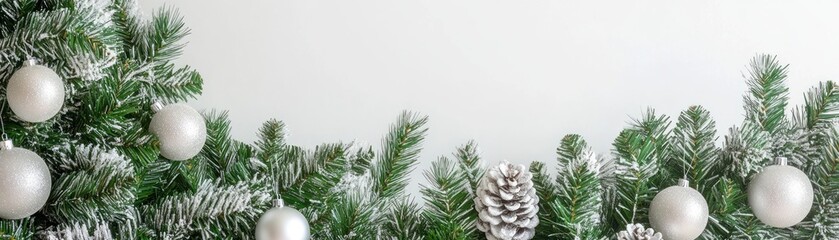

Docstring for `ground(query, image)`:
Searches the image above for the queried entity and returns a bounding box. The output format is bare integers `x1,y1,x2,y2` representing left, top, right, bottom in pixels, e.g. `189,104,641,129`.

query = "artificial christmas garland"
0,1,837,239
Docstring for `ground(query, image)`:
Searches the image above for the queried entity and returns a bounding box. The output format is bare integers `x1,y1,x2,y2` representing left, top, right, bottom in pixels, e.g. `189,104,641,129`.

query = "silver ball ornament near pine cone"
256,199,310,240
649,179,708,240
748,157,813,228
7,59,65,122
149,102,207,161
475,160,539,240
0,140,51,219
617,224,663,240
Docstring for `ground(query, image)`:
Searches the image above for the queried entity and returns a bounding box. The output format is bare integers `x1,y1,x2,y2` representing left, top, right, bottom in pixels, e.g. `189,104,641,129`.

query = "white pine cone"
474,161,539,240
616,224,663,240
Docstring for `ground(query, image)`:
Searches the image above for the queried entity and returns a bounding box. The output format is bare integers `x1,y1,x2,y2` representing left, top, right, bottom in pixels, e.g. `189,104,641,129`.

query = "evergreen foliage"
552,135,604,239
2,1,839,239
421,147,480,240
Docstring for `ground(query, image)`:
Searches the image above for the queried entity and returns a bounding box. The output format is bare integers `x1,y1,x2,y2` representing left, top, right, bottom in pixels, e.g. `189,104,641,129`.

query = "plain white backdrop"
143,1,839,196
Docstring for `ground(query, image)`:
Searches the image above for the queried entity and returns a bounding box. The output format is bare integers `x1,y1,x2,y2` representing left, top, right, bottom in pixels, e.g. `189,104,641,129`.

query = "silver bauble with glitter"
149,103,207,161
256,199,310,240
748,158,813,228
649,179,708,240
7,60,65,122
0,140,51,219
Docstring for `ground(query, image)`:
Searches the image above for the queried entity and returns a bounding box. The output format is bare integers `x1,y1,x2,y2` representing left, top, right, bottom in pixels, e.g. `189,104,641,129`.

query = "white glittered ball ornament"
0,140,51,219
256,199,310,240
7,59,65,122
149,102,207,161
649,179,709,240
748,157,813,228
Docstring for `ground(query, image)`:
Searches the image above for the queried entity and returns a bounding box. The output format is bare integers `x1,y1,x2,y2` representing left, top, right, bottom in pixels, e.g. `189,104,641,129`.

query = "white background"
143,1,839,195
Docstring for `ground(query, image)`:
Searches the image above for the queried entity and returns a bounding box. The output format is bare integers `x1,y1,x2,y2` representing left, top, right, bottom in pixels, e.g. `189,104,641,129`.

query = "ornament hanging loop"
151,102,164,113
775,157,788,166
0,139,12,150
273,198,285,208
0,99,8,141
22,59,38,67
0,95,12,150
677,178,690,188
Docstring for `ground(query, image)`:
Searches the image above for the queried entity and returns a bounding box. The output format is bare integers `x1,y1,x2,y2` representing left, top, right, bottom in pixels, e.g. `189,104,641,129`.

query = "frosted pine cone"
475,161,539,240
616,224,663,240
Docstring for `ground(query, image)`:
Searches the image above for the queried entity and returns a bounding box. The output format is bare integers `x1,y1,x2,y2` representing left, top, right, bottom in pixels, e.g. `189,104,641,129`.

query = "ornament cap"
0,140,12,150
273,198,285,208
22,59,38,67
151,102,165,113
677,178,690,187
775,157,788,166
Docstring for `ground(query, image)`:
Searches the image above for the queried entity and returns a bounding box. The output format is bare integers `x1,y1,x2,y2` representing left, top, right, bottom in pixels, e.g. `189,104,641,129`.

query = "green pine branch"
630,108,672,148
112,5,202,103
799,130,839,238
349,145,375,175
198,111,254,184
371,111,429,199
0,218,33,240
743,54,790,134
40,220,142,240
606,129,660,231
124,7,188,63
0,2,119,81
142,179,270,239
385,199,426,240
252,119,375,238
255,119,287,162
420,156,477,240
720,122,771,184
454,140,483,196
556,134,588,165
553,134,604,239
800,81,839,130
670,106,720,193
791,81,839,175
46,145,136,235
74,68,154,168
529,161,560,239
111,0,144,57
264,144,306,192
281,143,349,210
144,63,203,103
322,192,381,240
134,160,184,204
0,0,38,36
607,110,671,232
704,177,772,239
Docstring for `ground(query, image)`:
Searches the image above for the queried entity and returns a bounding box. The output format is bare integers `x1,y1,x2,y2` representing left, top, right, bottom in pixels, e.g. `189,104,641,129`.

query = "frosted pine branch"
371,111,429,199
143,179,271,239
721,122,771,183
743,54,790,134
420,156,478,239
42,222,114,240
553,135,604,238
48,145,136,231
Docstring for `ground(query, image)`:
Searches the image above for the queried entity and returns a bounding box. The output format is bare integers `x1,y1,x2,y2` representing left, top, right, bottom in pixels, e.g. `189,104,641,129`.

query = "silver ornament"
748,157,813,228
0,140,51,219
149,102,207,161
256,199,310,240
649,179,708,240
7,59,65,122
